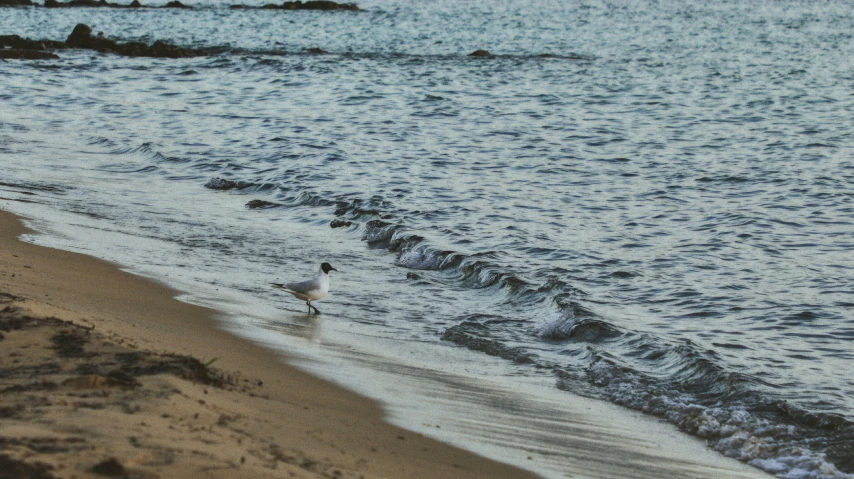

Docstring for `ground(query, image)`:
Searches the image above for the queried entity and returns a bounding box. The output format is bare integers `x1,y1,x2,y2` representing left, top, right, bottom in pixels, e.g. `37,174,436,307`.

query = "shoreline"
0,208,541,479
0,206,779,479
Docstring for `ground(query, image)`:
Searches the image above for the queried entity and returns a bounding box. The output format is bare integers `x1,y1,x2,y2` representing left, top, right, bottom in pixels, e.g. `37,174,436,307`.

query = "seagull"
272,262,337,314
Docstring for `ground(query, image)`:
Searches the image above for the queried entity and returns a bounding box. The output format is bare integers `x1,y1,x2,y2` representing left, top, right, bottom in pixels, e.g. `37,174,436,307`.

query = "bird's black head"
321,262,337,274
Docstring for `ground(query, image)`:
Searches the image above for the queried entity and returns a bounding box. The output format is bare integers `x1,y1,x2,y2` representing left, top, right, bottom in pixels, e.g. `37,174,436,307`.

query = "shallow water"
2,1,854,478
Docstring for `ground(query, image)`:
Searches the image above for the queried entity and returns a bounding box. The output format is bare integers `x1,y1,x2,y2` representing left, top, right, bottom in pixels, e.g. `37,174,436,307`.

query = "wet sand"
0,209,540,479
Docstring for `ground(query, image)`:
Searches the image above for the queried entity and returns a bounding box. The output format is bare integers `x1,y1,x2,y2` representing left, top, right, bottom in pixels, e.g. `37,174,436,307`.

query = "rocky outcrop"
0,34,64,50
330,219,353,228
468,49,493,57
64,23,206,58
45,0,119,7
43,0,190,7
1,24,206,59
281,1,357,10
65,23,107,47
0,0,360,8
0,49,59,59
246,199,280,209
232,0,357,10
0,35,63,59
204,178,257,190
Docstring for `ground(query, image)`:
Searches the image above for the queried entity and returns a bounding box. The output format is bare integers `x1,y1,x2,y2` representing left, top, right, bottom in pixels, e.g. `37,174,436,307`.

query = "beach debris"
50,328,88,357
0,292,20,304
0,454,56,479
91,457,126,476
0,300,276,477
61,374,139,389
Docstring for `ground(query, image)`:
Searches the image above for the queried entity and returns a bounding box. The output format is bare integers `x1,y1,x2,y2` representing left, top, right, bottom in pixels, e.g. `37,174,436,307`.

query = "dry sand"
0,209,541,479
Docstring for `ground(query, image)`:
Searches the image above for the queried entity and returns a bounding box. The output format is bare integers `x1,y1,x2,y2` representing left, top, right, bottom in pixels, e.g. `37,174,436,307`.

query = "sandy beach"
0,209,541,479
4,1,851,477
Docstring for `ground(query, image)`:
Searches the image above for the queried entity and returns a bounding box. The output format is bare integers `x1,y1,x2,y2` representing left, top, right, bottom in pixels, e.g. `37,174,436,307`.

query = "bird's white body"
275,267,330,301
272,262,336,314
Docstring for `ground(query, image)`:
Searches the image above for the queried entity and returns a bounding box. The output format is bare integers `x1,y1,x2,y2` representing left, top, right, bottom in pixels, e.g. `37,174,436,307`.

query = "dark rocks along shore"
0,0,357,8
43,0,189,7
65,23,205,57
0,23,207,59
232,1,358,10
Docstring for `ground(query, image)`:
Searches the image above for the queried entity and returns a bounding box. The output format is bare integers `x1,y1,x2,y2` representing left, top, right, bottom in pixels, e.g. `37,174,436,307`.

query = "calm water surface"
2,1,853,478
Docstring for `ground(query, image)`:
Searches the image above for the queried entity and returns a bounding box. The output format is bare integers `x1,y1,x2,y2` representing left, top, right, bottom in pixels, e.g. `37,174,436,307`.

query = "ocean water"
2,1,854,478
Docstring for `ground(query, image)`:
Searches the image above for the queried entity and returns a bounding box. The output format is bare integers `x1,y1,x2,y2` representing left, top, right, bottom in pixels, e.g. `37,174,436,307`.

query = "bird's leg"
305,301,320,314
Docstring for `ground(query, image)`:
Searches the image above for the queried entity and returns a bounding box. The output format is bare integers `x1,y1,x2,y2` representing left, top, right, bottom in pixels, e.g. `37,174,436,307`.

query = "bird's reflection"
293,313,323,344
